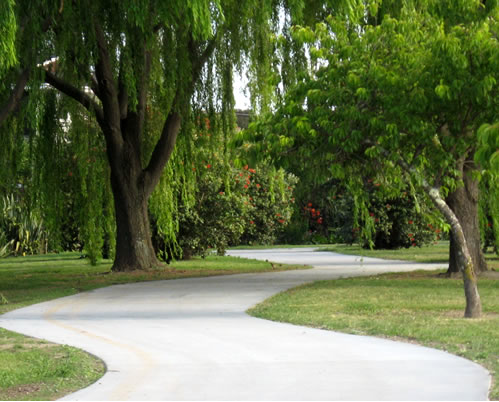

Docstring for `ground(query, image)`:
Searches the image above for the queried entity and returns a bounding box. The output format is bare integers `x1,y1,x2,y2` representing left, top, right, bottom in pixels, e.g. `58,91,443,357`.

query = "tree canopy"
0,0,315,271
244,1,499,317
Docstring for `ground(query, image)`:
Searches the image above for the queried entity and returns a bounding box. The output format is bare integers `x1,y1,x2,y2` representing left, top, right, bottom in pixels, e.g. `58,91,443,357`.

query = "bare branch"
143,111,181,196
44,69,104,126
94,21,123,147
189,30,221,92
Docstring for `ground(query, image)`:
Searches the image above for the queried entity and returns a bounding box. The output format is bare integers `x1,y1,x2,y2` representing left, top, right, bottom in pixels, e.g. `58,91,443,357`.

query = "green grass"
0,329,104,401
323,241,499,270
0,252,307,315
0,252,308,400
249,270,499,400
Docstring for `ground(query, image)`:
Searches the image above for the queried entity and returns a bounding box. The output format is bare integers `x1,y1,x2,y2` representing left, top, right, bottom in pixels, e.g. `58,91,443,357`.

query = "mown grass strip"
322,241,499,270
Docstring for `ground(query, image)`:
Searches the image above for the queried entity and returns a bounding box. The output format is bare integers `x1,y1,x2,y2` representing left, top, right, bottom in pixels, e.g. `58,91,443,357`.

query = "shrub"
0,194,48,257
159,162,297,259
289,180,440,249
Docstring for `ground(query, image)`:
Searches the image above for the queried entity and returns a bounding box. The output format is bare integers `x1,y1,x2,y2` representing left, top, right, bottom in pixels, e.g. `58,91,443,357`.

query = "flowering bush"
161,161,296,259
239,165,297,245
286,179,440,249
364,188,439,249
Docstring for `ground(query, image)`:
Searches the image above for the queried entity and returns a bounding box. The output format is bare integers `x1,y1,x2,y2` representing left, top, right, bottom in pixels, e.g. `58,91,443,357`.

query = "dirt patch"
0,342,57,350
2,383,42,400
479,270,499,279
439,270,499,280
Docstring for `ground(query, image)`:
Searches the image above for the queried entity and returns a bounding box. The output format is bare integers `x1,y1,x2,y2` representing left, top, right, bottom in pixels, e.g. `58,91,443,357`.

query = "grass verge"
0,252,307,400
249,270,499,400
322,241,499,271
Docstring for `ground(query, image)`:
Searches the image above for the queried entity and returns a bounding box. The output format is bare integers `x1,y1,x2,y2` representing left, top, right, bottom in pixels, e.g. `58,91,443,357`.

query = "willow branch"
143,111,181,196
44,69,104,126
0,69,30,125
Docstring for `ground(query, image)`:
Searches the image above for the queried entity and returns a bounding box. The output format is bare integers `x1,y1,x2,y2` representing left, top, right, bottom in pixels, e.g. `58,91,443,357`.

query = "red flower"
250,220,255,224
317,218,323,224
276,213,281,217
68,171,73,177
244,184,248,189
256,183,261,188
408,220,413,224
278,219,285,224
244,165,249,170
308,202,313,207
219,191,224,195
369,212,374,217
375,218,380,223
249,168,256,173
408,233,413,237
206,164,211,169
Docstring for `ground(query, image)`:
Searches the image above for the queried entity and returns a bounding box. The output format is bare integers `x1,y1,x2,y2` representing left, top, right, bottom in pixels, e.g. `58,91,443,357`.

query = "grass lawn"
322,241,499,270
0,252,307,401
249,242,499,400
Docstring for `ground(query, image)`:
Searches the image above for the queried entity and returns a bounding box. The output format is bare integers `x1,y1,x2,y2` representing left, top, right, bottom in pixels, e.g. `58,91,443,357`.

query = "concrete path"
0,248,491,400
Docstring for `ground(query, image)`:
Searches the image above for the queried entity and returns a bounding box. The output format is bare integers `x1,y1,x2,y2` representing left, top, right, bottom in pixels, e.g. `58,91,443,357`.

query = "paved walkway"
0,248,491,400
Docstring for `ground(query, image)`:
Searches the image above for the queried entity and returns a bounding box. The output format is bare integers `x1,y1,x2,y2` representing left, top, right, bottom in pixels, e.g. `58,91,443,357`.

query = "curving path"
0,248,491,400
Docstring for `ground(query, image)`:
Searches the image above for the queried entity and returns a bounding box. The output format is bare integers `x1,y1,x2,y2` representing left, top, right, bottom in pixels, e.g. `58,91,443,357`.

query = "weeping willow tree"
0,0,322,271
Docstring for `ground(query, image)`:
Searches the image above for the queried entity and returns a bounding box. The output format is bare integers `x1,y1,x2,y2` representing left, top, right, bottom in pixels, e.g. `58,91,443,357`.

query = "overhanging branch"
44,69,104,126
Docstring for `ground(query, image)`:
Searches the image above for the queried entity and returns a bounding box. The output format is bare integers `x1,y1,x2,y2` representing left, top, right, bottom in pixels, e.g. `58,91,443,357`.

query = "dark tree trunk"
39,19,212,273
446,159,488,275
110,166,160,272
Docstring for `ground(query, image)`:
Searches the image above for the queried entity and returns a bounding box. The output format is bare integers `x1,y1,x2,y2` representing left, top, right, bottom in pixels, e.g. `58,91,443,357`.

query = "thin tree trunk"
426,187,482,318
446,159,488,274
388,152,482,318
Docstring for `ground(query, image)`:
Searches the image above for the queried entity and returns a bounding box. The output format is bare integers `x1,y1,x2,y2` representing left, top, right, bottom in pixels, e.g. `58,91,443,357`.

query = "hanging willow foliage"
1,0,374,269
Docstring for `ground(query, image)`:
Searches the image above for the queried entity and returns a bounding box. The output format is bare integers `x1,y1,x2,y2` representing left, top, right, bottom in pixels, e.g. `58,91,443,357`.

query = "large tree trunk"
110,167,160,272
446,158,488,274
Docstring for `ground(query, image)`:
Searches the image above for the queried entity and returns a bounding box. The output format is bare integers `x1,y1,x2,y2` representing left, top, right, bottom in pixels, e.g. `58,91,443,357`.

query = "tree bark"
388,152,482,318
446,158,488,274
426,187,482,318
110,172,160,272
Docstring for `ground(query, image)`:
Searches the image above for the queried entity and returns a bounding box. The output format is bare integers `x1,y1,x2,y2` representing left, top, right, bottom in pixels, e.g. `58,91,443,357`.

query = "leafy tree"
0,0,310,271
247,2,499,317
476,122,499,253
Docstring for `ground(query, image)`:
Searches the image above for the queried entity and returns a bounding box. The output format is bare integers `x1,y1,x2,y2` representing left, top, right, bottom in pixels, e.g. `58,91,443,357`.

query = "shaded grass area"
0,252,307,400
0,252,307,315
249,270,499,400
323,241,499,270
0,329,104,401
